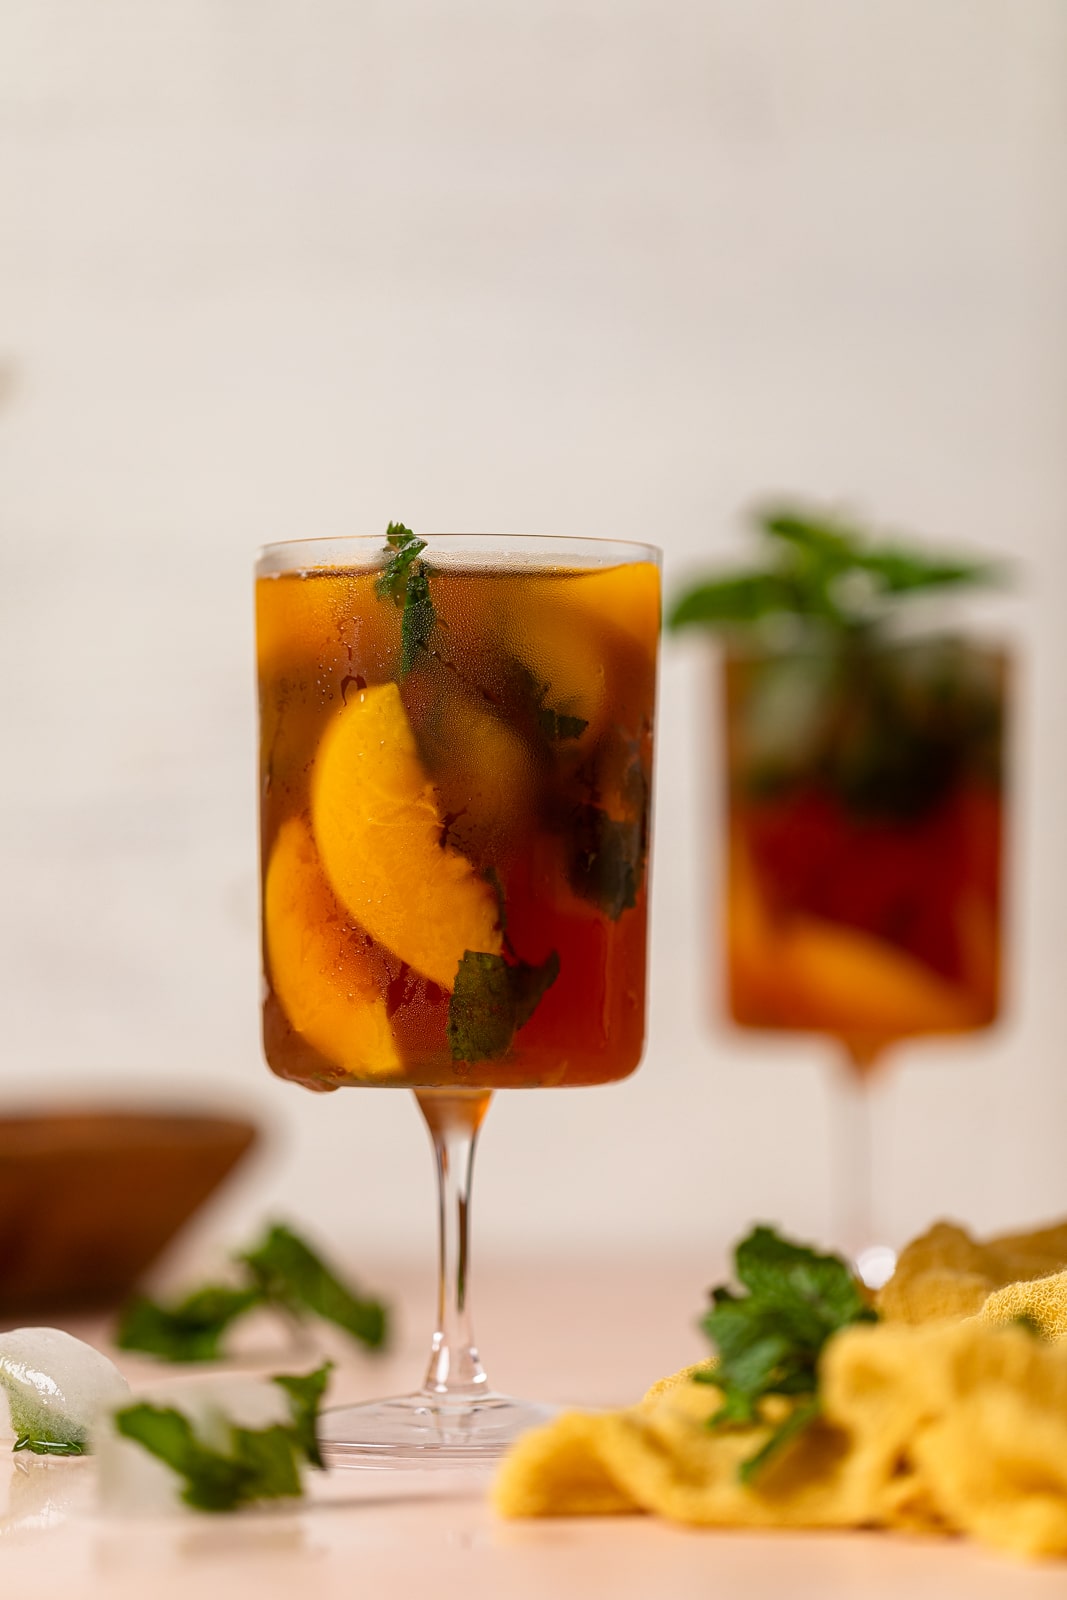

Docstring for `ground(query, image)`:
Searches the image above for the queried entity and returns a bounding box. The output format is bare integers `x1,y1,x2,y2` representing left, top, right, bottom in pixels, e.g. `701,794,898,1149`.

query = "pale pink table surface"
2,1256,1064,1599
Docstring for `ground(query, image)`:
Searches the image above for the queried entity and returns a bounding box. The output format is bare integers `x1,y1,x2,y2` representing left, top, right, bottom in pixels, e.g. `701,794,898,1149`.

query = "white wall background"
2,0,1065,1268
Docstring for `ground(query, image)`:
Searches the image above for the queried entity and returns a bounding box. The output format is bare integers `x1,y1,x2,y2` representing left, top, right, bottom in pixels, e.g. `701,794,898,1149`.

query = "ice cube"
0,1328,130,1454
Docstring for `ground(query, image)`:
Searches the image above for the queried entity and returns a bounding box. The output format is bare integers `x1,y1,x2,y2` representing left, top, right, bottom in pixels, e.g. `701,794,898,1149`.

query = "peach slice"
726,834,981,1040
777,915,981,1038
418,691,536,857
311,682,503,988
264,815,401,1078
256,569,399,684
561,561,661,657
504,577,613,746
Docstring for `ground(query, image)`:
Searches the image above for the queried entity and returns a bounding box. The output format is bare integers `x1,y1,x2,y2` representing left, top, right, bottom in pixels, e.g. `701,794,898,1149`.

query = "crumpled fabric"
877,1218,1067,1325
494,1219,1067,1560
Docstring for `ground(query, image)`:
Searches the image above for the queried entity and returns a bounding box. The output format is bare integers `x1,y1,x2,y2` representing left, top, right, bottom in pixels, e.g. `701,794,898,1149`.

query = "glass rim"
256,531,662,576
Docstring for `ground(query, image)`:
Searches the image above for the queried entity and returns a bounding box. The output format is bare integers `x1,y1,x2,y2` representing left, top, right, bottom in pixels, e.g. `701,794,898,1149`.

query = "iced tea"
257,535,659,1091
724,635,1006,1066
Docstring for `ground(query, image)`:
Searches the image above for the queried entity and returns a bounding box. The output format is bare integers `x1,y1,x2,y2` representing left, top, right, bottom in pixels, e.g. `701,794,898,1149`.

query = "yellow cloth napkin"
494,1219,1067,1560
877,1218,1067,1324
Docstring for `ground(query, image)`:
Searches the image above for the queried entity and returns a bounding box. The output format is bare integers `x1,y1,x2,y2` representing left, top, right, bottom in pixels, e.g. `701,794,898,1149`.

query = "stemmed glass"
256,531,660,1462
720,629,1007,1279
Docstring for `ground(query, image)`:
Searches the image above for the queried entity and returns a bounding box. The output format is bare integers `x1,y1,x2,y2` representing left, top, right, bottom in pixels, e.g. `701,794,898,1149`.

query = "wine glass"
256,531,660,1463
720,628,1007,1281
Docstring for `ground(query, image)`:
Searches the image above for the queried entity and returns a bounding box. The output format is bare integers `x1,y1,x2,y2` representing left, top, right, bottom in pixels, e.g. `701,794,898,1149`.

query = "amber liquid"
257,557,659,1090
723,642,1006,1068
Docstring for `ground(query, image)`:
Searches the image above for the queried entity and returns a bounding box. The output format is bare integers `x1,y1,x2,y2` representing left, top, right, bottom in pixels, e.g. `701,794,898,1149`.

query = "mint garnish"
669,506,1003,634
696,1225,877,1482
375,522,437,676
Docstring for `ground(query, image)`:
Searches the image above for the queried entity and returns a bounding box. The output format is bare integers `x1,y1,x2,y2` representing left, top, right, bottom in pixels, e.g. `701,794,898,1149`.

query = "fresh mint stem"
375,521,437,676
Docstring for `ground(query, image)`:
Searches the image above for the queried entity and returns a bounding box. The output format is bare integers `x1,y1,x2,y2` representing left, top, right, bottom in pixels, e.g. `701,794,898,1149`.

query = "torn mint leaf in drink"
567,763,650,921
537,703,588,742
503,656,590,745
241,1223,389,1350
0,1327,130,1456
448,950,560,1063
375,521,437,677
116,1285,265,1364
105,1364,332,1513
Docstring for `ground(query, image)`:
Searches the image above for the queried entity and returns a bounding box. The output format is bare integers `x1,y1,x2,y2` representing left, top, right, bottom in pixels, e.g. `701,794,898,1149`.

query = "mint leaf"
698,1225,877,1482
228,1424,304,1501
668,572,797,630
856,547,999,594
447,950,560,1063
502,657,589,745
114,1406,298,1512
375,521,437,676
375,522,426,603
116,1286,264,1364
538,704,588,742
734,1225,872,1332
241,1223,389,1351
115,1225,389,1363
115,1405,250,1511
272,1362,333,1470
568,797,648,921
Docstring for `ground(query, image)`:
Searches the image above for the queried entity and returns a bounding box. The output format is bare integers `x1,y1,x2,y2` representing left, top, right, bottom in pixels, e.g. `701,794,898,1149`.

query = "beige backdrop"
2,1,1065,1270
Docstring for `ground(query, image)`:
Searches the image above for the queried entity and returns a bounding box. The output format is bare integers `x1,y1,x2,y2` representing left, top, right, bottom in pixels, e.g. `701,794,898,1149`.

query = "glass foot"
319,1390,557,1468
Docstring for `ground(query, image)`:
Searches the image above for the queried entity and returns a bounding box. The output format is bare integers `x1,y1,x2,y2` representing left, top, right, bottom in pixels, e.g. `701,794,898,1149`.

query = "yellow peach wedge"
264,815,401,1078
256,569,398,682
424,692,536,851
779,916,979,1038
504,580,611,745
561,561,661,657
311,682,503,988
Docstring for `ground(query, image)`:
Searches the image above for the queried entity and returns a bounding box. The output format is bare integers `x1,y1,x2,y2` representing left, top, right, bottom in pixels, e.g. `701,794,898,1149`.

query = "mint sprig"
669,506,1003,634
115,1223,389,1364
696,1225,876,1482
375,521,437,675
113,1362,332,1513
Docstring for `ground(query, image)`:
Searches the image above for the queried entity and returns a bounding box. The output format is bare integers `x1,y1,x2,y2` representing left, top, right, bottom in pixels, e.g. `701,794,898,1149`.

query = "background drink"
723,636,1006,1074
257,552,659,1092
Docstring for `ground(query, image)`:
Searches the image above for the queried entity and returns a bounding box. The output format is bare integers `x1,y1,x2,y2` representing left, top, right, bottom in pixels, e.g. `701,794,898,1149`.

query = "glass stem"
835,1043,880,1260
415,1088,493,1399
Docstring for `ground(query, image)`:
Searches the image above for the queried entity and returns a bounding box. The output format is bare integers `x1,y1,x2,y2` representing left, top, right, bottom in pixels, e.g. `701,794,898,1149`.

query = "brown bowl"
0,1110,258,1315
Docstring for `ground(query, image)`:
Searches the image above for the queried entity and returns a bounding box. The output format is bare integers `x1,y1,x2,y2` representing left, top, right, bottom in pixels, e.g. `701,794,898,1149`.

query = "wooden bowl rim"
0,1109,258,1156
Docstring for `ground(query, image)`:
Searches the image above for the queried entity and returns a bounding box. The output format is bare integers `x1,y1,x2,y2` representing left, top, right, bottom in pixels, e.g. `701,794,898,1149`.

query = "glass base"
319,1390,557,1468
